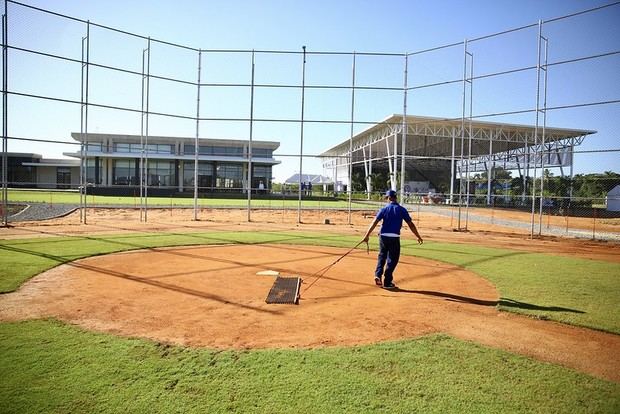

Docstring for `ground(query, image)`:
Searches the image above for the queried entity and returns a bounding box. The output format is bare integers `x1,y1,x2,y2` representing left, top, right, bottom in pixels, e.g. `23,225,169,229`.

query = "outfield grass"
0,320,618,414
7,189,370,208
1,230,619,333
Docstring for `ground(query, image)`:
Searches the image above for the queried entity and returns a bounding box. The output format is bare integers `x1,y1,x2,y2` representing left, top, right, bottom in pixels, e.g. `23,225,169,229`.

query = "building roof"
320,114,596,158
71,132,280,149
284,174,334,184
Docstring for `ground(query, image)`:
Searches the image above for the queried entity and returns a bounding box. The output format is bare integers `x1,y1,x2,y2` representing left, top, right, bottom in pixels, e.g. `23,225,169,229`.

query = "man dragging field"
362,189,423,289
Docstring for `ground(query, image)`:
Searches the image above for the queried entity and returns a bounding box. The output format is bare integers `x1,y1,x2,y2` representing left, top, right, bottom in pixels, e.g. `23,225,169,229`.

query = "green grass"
401,241,620,334
7,189,370,208
1,320,618,414
1,230,619,333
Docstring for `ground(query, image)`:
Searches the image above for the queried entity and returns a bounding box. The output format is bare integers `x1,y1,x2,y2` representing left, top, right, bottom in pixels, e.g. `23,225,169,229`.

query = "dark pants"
374,236,400,285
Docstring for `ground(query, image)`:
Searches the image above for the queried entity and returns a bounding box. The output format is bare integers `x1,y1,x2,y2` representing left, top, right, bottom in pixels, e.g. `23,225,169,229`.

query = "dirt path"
1,244,618,382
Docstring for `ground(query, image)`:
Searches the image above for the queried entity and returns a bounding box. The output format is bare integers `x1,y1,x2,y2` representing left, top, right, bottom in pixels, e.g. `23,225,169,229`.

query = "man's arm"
406,220,423,244
362,218,380,243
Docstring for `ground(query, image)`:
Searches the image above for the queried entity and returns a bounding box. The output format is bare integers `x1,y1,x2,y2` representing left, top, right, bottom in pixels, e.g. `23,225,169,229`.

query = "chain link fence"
1,1,618,241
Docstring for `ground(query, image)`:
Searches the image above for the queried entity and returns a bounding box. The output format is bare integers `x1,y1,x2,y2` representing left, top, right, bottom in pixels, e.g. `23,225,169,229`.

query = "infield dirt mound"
0,244,619,382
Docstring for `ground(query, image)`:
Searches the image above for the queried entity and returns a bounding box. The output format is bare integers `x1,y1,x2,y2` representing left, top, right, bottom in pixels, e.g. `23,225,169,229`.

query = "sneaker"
383,283,397,289
374,277,382,287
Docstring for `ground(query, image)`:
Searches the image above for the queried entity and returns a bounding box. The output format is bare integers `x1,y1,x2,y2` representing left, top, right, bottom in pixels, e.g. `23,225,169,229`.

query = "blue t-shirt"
376,202,412,236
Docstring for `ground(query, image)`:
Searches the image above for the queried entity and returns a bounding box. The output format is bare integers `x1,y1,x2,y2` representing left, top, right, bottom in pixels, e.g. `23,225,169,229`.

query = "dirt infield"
1,208,620,382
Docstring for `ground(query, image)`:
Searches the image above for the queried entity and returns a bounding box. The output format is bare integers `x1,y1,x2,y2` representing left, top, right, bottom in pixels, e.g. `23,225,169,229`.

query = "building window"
252,165,272,189
113,159,136,185
185,144,243,157
146,144,174,154
216,164,242,189
114,143,130,153
183,162,213,189
113,143,172,154
56,167,72,189
252,148,273,158
86,159,102,184
86,142,102,152
147,160,175,187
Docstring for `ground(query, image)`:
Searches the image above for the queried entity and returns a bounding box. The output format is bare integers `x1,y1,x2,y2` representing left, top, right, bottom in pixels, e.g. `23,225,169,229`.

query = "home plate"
256,270,280,276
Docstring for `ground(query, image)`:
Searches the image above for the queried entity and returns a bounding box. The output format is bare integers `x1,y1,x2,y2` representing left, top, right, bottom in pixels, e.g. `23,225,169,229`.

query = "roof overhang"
320,114,596,158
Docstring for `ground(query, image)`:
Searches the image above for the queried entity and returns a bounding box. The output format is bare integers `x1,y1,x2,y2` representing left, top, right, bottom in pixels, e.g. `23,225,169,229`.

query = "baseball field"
1,207,619,413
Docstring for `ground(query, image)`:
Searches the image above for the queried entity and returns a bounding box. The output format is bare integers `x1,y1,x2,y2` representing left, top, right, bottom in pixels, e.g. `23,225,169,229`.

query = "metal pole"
297,46,306,224
140,47,146,222
347,51,356,224
79,35,86,224
144,37,150,222
194,50,201,221
83,21,90,225
400,54,408,199
247,50,255,222
465,52,474,230
1,2,7,227
538,36,549,235
487,131,493,205
530,21,542,238
449,127,455,204
457,39,468,230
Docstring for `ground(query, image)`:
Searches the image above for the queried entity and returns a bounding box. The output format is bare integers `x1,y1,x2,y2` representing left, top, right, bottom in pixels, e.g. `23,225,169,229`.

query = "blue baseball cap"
385,190,397,198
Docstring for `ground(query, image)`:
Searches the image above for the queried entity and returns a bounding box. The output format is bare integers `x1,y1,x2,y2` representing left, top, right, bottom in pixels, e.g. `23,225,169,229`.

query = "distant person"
307,181,312,195
258,180,265,192
362,189,423,289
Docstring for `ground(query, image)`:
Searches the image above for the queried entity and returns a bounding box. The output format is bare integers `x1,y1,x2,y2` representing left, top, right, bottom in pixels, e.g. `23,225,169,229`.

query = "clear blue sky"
7,0,620,181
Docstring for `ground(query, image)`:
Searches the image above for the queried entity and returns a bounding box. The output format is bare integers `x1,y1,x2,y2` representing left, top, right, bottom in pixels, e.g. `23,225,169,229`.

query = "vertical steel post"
487,130,493,205
1,2,7,227
449,127,455,204
530,21,542,238
194,50,201,221
144,37,150,222
465,53,474,230
83,21,90,224
538,36,549,235
80,36,86,224
247,50,255,222
457,39,468,230
140,47,146,222
347,52,356,224
400,54,408,199
297,46,306,224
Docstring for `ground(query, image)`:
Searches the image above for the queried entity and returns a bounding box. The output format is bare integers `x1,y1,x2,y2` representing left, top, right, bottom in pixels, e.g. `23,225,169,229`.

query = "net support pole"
297,46,306,224
457,39,468,230
1,2,7,227
347,51,356,225
399,54,408,199
144,37,150,222
449,127,456,204
530,21,543,238
537,35,549,235
140,47,146,222
193,50,201,221
247,50,255,222
80,21,90,225
465,52,473,230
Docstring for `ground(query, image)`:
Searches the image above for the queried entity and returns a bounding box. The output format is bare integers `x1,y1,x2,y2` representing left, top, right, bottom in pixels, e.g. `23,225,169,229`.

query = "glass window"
113,159,136,185
183,162,213,188
147,160,175,186
114,143,130,153
252,148,273,157
252,165,272,190
86,142,102,152
146,144,173,154
216,164,243,189
86,159,102,184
